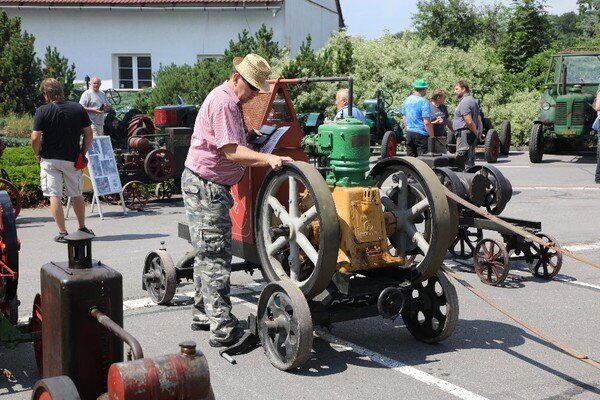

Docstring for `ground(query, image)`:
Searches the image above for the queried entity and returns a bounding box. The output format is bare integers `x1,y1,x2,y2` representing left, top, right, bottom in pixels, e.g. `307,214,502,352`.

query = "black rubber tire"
402,270,459,343
257,281,313,371
529,123,544,163
256,161,340,299
381,130,398,158
446,130,456,154
31,376,81,400
499,120,511,156
484,129,500,163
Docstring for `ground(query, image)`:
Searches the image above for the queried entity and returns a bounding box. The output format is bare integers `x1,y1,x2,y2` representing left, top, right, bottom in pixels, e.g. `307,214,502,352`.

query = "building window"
117,55,152,89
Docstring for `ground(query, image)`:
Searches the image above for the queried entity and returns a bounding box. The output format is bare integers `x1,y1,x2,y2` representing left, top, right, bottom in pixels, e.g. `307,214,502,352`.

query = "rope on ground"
441,265,600,370
444,188,600,270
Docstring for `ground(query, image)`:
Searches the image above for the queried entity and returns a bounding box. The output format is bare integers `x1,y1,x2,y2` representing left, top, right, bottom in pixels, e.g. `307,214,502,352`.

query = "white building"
0,0,343,89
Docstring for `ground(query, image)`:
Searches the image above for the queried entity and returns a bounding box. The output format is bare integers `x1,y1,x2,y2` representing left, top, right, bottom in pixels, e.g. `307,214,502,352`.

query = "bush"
0,146,43,207
487,90,539,146
1,114,33,138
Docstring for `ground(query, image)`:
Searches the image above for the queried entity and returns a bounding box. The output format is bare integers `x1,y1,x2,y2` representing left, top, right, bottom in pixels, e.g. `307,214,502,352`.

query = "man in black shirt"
31,78,94,242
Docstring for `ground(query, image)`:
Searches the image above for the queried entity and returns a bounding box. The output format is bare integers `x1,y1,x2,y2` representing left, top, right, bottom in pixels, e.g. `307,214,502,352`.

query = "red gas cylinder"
128,137,152,154
107,341,215,400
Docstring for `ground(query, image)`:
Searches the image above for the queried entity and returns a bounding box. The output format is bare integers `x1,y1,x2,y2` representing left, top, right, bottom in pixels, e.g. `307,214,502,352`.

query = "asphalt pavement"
1,150,599,400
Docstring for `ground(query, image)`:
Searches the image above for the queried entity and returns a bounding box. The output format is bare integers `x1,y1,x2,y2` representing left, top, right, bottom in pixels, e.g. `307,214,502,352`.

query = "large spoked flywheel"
256,162,340,299
369,157,453,282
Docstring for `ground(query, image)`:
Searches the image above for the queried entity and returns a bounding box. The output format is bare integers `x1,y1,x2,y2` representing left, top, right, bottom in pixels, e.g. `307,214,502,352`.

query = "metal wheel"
122,181,149,211
474,238,510,285
105,88,122,106
499,120,511,156
527,233,562,280
370,157,453,282
155,180,174,200
433,168,462,244
31,376,81,400
256,161,340,299
466,165,512,215
144,149,175,182
401,270,459,343
257,281,313,371
32,294,43,374
381,131,398,158
449,227,482,259
0,179,22,217
143,250,177,305
484,129,500,163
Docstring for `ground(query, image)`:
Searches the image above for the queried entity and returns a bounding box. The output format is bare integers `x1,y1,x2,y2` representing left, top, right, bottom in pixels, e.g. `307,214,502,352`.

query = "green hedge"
0,146,44,207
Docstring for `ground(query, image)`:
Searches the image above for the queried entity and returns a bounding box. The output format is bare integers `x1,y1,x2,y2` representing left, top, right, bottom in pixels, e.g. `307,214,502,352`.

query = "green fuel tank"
314,117,372,187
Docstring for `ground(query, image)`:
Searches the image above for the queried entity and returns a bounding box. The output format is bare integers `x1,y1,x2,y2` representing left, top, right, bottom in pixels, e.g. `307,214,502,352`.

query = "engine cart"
432,162,562,286
144,76,460,371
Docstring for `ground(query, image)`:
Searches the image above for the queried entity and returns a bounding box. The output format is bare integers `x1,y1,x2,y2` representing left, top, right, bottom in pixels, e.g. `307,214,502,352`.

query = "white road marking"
563,241,600,252
495,165,531,168
513,186,600,191
554,278,600,292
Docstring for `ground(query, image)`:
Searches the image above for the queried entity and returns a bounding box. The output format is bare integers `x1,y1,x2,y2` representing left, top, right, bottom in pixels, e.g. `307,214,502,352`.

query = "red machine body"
154,107,178,127
230,79,308,264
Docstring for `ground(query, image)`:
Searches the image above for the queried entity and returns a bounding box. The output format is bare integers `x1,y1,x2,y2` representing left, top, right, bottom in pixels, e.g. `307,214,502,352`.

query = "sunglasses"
240,75,260,92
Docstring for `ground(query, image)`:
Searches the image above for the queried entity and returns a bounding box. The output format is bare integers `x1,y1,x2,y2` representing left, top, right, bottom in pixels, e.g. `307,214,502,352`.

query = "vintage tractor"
362,89,404,158
144,77,459,371
529,51,600,163
0,193,215,400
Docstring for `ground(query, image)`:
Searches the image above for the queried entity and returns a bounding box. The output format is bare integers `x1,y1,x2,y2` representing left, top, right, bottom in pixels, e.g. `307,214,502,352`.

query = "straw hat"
233,54,271,92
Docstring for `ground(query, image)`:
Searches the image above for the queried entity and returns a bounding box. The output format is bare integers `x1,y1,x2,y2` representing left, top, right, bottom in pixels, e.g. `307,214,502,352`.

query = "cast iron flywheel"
369,157,453,282
255,161,340,299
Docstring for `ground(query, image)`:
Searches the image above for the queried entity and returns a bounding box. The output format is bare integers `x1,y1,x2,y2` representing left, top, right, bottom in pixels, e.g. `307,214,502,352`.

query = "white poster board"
259,126,290,154
87,136,122,195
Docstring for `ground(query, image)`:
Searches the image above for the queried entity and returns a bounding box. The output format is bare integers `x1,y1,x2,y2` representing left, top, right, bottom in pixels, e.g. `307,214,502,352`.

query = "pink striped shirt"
184,82,247,186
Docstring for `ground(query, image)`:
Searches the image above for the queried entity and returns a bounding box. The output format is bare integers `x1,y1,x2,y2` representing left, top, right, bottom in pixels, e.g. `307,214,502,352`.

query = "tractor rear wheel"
381,131,398,158
529,123,544,163
499,120,511,156
446,130,456,154
256,161,340,299
484,129,500,163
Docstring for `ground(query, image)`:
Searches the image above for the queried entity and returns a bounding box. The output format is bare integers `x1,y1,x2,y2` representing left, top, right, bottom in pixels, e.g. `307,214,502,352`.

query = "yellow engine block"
330,186,404,273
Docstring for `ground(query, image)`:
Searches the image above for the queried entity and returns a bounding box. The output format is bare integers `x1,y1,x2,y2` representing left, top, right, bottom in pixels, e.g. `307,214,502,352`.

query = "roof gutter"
0,4,281,11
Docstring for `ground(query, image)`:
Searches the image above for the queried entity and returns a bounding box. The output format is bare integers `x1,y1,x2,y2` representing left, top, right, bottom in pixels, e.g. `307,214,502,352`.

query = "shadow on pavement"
93,233,169,242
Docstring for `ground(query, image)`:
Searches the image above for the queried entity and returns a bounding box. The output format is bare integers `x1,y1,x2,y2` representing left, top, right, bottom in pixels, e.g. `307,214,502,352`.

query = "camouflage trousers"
181,168,237,341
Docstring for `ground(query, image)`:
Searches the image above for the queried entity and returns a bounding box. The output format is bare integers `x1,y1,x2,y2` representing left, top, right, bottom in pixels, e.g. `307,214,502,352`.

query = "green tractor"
362,89,404,158
530,51,600,163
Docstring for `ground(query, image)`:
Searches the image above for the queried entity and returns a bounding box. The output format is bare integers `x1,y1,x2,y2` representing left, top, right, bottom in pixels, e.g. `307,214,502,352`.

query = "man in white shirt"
79,77,111,136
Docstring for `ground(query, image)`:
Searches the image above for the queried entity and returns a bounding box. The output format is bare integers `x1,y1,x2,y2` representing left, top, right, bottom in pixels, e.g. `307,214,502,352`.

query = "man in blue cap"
401,78,434,156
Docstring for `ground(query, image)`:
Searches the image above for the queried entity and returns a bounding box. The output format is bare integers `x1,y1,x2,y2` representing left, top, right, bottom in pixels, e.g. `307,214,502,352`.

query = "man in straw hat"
182,53,292,347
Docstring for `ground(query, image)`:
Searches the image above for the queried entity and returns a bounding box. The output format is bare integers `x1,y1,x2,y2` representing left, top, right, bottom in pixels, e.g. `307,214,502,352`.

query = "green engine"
301,117,373,187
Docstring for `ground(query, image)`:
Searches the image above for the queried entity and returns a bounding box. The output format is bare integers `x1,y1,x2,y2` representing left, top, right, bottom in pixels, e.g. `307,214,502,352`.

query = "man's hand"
266,154,293,170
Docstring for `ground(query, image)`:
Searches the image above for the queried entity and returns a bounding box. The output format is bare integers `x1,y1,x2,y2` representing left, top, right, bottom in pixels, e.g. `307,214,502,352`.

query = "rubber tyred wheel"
484,129,500,163
474,238,510,285
31,376,81,400
32,293,43,374
381,130,398,158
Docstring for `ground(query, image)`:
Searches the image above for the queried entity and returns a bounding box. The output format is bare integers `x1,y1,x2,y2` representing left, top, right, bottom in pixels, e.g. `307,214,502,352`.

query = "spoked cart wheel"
402,270,459,343
370,157,453,282
256,161,340,299
449,227,482,259
473,238,510,285
381,131,398,158
527,233,562,280
142,250,177,305
257,281,313,371
122,180,149,211
31,376,81,400
155,180,174,200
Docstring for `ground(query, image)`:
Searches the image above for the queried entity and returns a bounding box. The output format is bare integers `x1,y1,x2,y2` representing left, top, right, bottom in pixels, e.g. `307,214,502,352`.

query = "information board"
87,136,122,196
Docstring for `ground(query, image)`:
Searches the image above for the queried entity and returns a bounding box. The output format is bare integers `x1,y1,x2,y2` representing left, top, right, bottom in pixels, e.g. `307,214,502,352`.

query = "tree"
0,11,42,115
548,12,584,47
500,0,551,73
577,0,600,38
412,0,478,51
42,46,76,100
478,4,511,48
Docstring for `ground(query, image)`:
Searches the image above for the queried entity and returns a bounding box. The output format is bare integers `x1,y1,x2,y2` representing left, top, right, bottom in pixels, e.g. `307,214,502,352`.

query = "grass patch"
0,147,43,207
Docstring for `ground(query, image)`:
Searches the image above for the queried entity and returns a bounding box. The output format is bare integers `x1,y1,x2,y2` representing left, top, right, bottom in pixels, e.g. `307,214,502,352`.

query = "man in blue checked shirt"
401,78,434,156
334,88,366,122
